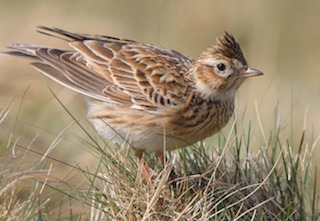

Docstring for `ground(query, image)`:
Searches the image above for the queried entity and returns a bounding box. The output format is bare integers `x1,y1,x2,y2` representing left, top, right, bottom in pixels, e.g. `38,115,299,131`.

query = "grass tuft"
0,96,319,220
0,102,52,220
80,113,320,220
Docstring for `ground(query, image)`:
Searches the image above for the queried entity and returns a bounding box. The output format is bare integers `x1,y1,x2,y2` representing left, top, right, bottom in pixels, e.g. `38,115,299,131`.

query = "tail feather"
3,44,41,59
37,26,87,41
36,26,133,43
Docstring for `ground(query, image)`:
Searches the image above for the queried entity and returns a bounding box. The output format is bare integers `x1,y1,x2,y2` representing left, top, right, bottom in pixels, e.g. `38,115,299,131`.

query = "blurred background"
1,0,320,179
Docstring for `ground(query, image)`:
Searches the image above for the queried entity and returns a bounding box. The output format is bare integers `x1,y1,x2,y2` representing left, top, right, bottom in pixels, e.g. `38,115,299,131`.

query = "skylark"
4,26,262,157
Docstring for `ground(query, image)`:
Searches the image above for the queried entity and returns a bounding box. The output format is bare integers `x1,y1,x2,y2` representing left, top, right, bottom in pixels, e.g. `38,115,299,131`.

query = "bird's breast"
170,98,234,144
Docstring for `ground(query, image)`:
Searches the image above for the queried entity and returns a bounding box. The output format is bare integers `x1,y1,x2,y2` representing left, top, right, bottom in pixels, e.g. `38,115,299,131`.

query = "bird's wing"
5,27,193,111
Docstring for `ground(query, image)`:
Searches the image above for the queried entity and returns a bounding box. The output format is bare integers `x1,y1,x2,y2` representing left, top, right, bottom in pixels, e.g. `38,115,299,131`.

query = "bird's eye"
217,63,226,71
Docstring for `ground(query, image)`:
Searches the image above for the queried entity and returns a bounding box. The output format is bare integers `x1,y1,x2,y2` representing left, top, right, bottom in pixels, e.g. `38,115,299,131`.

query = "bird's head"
192,32,263,99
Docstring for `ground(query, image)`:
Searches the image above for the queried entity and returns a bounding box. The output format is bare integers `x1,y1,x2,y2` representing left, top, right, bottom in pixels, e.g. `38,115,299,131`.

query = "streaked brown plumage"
4,26,263,155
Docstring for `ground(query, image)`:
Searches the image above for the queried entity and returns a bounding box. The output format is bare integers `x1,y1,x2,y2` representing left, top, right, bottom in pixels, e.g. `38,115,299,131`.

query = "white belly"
86,99,190,152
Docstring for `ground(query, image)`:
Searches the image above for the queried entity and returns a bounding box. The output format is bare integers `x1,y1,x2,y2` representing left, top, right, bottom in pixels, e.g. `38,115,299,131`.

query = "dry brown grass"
1,96,319,219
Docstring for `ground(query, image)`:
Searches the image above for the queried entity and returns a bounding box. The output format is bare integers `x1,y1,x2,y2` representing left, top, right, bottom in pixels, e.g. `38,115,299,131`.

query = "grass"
0,102,51,220
0,94,319,220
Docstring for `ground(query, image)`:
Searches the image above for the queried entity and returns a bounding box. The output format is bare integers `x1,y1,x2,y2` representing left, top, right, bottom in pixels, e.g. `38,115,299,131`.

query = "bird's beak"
234,67,263,78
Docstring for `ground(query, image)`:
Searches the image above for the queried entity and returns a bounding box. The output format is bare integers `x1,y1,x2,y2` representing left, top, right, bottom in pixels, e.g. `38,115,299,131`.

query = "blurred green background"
1,0,320,177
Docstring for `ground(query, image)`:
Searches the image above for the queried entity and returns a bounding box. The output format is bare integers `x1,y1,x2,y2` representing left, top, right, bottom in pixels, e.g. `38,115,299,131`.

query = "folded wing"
5,27,193,112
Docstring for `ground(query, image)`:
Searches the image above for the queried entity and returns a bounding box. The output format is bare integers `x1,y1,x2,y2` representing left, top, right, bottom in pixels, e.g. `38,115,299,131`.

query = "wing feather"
5,27,194,111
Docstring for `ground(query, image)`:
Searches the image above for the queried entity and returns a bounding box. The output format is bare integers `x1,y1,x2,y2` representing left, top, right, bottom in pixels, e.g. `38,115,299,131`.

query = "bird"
4,26,262,160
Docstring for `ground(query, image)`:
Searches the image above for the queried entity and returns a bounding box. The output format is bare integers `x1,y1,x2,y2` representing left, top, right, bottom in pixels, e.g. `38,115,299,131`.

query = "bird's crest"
216,32,247,65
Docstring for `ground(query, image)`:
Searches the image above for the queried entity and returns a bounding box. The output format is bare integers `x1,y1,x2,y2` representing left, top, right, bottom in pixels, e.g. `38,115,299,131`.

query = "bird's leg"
136,151,154,188
156,151,165,167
